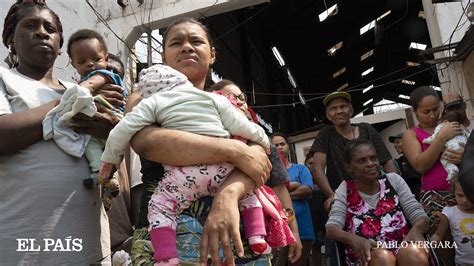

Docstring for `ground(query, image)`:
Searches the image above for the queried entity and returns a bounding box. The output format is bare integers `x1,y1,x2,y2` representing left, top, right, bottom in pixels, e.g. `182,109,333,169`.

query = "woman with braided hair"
0,0,125,263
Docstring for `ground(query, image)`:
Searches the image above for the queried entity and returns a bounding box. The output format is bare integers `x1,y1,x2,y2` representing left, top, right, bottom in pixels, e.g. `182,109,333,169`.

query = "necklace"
339,124,356,140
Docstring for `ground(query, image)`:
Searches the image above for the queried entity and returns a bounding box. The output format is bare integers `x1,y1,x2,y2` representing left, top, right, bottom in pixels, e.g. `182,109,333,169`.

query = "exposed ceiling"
204,0,440,134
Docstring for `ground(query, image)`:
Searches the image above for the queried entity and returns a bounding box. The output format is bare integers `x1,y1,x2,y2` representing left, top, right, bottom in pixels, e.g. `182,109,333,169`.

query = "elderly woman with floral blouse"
326,139,430,266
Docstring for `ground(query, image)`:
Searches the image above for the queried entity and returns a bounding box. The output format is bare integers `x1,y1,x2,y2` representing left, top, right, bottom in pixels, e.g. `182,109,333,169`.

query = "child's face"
70,38,108,77
454,181,474,212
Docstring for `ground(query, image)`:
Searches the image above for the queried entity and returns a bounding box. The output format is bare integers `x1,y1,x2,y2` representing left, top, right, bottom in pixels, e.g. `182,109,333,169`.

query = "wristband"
285,208,295,223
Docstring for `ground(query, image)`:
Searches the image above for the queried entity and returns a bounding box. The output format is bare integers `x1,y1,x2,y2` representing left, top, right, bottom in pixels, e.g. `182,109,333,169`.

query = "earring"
7,45,18,68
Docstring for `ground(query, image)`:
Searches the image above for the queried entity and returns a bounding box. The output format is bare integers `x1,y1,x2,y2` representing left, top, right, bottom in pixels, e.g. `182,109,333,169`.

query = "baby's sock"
83,172,99,189
150,227,178,264
241,207,271,254
248,236,272,254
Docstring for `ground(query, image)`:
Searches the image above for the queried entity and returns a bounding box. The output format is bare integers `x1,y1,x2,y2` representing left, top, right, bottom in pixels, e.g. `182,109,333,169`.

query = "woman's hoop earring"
7,45,18,68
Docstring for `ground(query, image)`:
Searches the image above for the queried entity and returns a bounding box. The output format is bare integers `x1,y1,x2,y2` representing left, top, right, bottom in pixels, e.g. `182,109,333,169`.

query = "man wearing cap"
389,132,421,199
309,91,397,211
443,92,474,132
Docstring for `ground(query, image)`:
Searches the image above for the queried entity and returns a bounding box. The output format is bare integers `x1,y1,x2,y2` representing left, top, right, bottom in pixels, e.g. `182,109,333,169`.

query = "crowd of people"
1,1,473,266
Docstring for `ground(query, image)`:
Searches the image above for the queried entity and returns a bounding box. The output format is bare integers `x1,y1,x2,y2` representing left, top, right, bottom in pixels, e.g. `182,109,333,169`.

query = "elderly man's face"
326,98,353,126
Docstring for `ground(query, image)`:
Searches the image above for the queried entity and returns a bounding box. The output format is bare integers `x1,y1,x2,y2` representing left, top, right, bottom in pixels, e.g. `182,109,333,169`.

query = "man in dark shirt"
309,91,397,211
389,132,422,199
309,91,398,266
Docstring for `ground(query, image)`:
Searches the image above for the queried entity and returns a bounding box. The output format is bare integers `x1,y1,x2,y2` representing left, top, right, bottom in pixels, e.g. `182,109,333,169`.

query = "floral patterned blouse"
344,175,410,264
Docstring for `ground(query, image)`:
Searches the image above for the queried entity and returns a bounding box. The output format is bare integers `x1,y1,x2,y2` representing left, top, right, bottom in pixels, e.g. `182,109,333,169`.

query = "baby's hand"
99,162,114,185
439,121,462,141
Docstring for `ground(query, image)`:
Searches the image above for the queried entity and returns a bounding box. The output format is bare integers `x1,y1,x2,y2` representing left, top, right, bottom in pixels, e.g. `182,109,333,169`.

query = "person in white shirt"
432,177,474,265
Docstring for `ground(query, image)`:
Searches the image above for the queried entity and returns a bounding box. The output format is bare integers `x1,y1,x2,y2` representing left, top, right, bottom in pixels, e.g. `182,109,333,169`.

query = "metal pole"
147,31,152,66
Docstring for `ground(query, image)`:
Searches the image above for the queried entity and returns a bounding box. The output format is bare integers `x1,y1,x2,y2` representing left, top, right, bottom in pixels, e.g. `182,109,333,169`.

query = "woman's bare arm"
127,90,270,183
199,169,257,266
0,100,58,155
402,128,447,174
431,214,449,242
383,159,399,174
403,122,463,174
273,184,303,263
404,216,429,242
125,90,141,113
327,225,377,265
130,127,271,184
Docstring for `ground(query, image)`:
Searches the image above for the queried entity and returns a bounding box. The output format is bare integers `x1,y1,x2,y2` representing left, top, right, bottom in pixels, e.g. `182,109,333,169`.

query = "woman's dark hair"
67,29,108,59
162,17,214,53
343,139,375,164
107,53,125,78
209,79,235,92
3,0,64,48
409,86,440,110
451,176,462,195
270,132,289,143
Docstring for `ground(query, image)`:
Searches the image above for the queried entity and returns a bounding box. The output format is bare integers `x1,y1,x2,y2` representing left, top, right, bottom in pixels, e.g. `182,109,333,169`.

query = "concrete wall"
293,138,316,164
464,52,474,93
422,0,472,119
379,119,408,159
0,1,96,82
352,108,411,159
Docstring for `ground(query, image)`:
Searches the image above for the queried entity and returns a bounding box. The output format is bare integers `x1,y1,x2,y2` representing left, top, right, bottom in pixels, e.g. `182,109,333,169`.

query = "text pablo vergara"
16,237,83,252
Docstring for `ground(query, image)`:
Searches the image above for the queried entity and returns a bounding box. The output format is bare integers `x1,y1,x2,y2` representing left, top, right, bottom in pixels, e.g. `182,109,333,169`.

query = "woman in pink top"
403,86,465,264
403,86,465,220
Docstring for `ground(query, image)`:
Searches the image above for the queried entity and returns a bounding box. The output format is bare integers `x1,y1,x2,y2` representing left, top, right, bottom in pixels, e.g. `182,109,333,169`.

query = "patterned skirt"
420,190,456,228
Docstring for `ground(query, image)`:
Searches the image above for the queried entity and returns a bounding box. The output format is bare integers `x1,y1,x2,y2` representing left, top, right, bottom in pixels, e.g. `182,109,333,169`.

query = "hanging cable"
214,4,270,42
249,65,436,109
244,64,416,96
128,1,142,29
385,0,409,31
322,0,328,13
198,0,219,20
446,0,471,66
85,0,145,68
136,36,161,54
